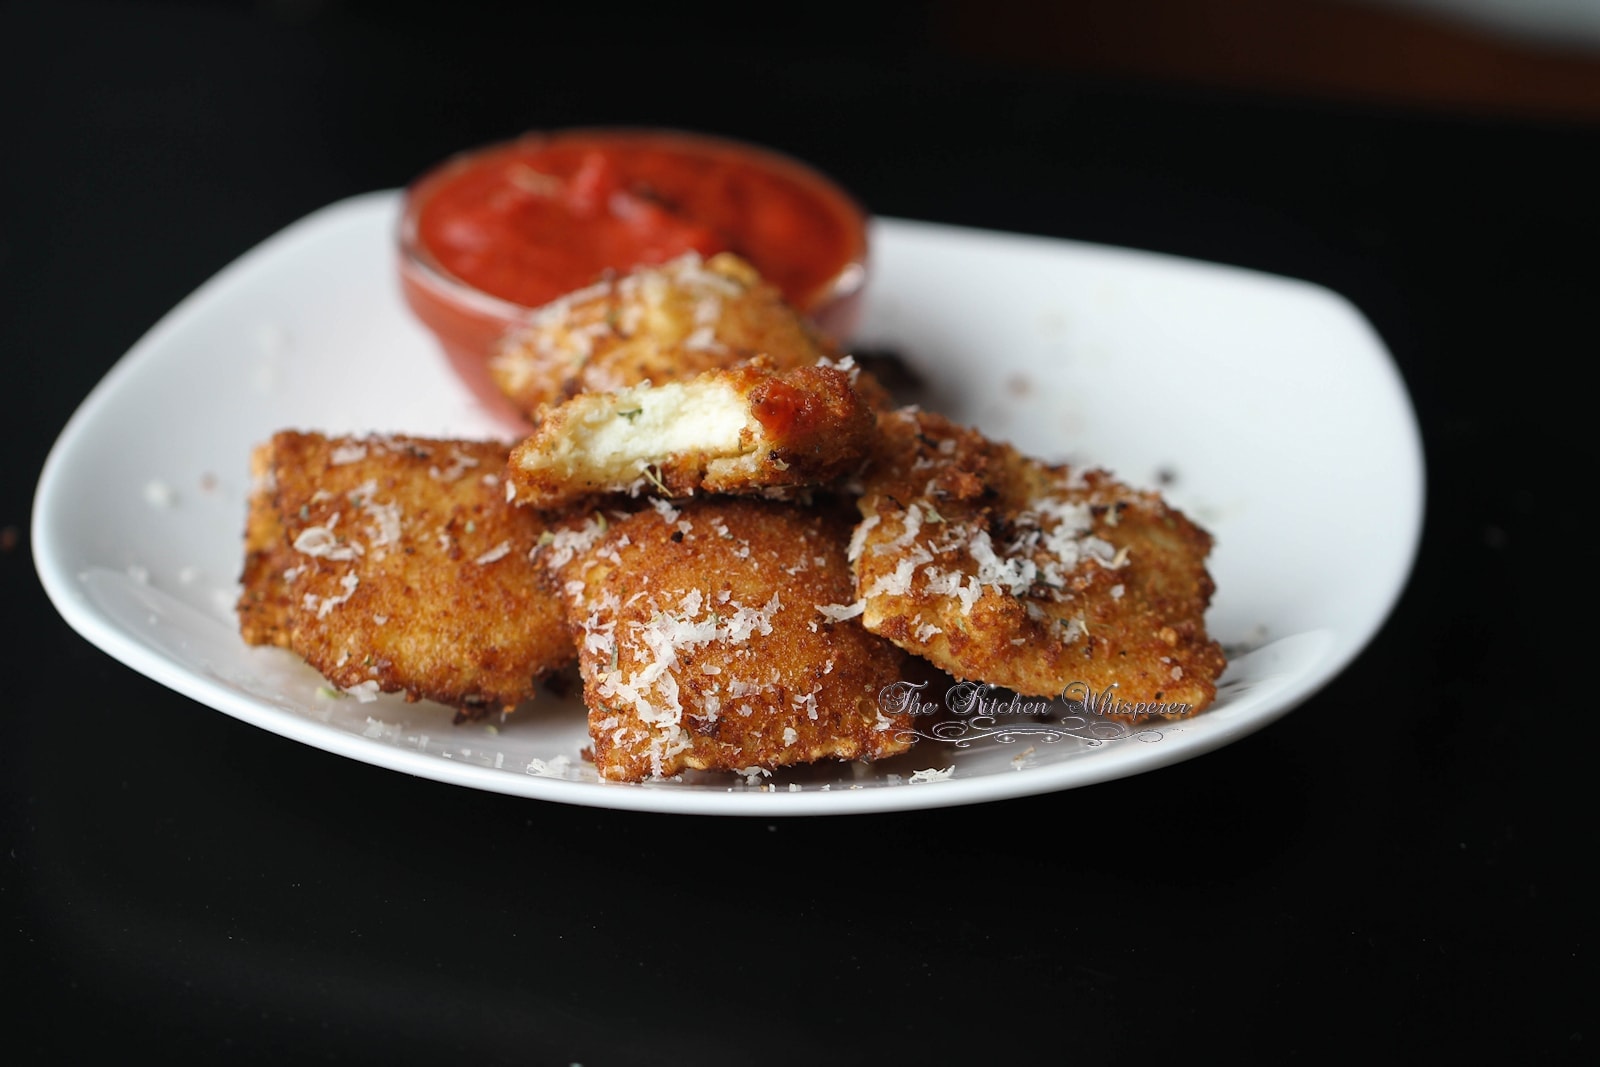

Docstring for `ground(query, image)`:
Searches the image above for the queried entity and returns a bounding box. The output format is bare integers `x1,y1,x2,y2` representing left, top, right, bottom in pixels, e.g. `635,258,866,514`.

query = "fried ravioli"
236,432,574,716
540,497,915,781
237,441,297,648
488,251,857,419
505,358,876,509
850,409,1226,719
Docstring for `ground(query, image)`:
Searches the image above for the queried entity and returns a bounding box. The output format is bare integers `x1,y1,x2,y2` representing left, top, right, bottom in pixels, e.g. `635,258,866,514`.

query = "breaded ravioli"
505,358,876,509
237,441,296,648
540,497,915,781
236,432,574,716
850,410,1226,719
488,251,849,420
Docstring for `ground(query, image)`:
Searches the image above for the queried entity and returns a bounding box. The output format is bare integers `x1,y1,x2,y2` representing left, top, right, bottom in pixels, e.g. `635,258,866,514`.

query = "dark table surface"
5,2,1589,1062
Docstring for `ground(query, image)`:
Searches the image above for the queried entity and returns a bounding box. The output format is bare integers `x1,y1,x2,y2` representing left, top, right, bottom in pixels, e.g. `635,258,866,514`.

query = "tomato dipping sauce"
397,129,870,425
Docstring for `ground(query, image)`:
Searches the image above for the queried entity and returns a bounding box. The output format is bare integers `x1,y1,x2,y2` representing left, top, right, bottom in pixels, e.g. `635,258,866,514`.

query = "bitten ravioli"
236,432,574,716
539,497,915,781
849,409,1226,719
505,358,876,510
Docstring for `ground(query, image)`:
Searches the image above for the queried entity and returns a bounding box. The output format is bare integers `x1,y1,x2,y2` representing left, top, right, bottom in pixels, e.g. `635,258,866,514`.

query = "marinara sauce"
398,129,869,425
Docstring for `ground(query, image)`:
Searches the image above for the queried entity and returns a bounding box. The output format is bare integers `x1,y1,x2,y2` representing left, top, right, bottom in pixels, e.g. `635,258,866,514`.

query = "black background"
4,1,1590,1062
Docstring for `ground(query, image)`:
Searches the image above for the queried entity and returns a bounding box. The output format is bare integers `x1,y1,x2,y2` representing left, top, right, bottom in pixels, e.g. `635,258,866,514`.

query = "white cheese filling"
527,379,752,482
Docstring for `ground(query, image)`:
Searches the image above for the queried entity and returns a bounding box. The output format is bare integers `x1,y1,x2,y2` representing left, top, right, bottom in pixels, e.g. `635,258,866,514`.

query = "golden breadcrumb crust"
236,432,574,715
851,409,1226,719
238,442,297,649
488,251,864,417
540,497,915,781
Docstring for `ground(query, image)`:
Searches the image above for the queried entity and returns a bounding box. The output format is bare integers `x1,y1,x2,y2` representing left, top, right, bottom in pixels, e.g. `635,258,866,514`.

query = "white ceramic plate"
32,191,1423,815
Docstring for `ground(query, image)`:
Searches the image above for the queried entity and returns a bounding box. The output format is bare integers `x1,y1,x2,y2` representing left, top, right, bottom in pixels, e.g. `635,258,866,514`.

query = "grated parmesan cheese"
305,572,360,618
527,755,573,778
474,540,513,565
143,480,176,508
293,513,363,561
815,599,865,622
